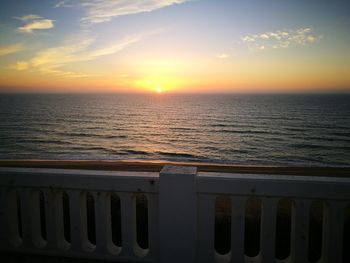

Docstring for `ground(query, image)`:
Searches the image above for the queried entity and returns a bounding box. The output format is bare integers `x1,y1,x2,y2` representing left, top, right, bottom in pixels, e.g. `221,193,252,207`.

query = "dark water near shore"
0,93,349,166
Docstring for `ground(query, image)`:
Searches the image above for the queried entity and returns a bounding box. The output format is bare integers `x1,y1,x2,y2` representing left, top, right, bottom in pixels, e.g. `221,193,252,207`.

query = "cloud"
216,53,229,59
0,43,24,56
54,1,73,8
9,32,148,78
241,27,321,51
15,14,43,21
15,14,54,33
55,0,191,24
9,61,29,71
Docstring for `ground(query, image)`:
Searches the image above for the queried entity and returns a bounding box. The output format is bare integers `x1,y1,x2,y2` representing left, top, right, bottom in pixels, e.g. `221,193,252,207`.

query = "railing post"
159,165,197,263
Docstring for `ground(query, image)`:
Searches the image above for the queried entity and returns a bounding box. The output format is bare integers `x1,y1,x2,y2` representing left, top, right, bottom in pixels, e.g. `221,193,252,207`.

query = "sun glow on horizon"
156,85,163,93
133,76,186,93
0,1,350,92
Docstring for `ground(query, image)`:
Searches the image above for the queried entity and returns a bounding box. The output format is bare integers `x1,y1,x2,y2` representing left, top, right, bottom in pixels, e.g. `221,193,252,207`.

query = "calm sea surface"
0,93,349,166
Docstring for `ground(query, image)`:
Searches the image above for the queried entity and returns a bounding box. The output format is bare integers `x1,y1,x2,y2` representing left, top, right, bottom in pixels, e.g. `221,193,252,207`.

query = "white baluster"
145,193,158,260
230,196,247,263
31,190,45,248
44,189,70,251
19,189,33,248
94,191,109,254
68,190,93,252
119,192,135,258
291,199,310,263
18,189,46,249
260,197,278,263
322,201,344,263
133,193,149,258
44,189,58,250
197,194,216,263
107,193,122,255
5,190,22,247
0,188,5,247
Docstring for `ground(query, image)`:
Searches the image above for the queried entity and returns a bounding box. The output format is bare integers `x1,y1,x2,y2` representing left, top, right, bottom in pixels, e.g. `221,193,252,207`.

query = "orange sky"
1,0,350,93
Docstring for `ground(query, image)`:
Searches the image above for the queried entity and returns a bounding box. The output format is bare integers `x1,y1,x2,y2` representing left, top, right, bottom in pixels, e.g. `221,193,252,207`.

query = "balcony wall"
0,166,349,263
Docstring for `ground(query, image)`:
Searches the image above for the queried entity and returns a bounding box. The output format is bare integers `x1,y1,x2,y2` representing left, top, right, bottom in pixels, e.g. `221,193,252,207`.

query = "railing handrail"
2,166,350,199
1,160,349,177
1,165,349,263
198,172,350,200
0,167,159,192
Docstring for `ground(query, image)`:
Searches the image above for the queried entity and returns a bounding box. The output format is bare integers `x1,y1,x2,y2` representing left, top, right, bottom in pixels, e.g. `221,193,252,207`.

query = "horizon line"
1,90,350,95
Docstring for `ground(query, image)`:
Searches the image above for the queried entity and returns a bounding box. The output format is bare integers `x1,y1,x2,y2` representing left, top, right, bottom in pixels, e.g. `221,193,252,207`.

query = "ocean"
0,93,349,166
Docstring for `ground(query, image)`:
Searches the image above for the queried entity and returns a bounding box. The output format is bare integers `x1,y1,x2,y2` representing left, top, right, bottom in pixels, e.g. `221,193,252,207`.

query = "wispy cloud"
15,14,54,33
9,32,149,78
54,0,73,8
216,53,230,59
15,14,43,21
55,0,191,24
9,61,29,71
241,27,321,51
0,43,24,56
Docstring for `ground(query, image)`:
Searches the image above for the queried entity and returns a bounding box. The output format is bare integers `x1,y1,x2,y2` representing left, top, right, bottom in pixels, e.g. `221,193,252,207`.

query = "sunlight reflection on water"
0,93,349,166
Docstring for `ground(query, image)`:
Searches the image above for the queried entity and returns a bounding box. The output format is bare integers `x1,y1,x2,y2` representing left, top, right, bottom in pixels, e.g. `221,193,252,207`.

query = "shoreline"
0,159,349,177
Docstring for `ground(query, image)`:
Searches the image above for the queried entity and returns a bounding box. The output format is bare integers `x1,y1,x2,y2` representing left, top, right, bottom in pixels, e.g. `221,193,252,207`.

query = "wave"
211,129,271,135
55,132,127,139
122,149,150,155
155,151,198,159
1,93,350,166
14,138,63,144
289,143,350,151
169,127,196,131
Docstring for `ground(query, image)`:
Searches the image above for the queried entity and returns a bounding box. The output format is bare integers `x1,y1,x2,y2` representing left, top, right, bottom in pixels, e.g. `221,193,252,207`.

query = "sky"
0,0,350,93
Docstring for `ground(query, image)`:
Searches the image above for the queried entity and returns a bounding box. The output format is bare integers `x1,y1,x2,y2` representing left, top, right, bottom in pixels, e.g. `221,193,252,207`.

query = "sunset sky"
0,0,350,93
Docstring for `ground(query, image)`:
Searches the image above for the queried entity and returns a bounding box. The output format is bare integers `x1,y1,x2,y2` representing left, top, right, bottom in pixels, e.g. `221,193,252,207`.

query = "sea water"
0,93,349,166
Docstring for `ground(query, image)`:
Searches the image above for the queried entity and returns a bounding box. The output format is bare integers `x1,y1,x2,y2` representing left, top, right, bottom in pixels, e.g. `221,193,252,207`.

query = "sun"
135,78,176,93
156,85,163,93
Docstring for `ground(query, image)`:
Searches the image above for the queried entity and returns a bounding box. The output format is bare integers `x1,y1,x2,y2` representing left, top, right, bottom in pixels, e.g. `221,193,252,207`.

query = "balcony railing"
0,165,349,263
